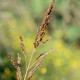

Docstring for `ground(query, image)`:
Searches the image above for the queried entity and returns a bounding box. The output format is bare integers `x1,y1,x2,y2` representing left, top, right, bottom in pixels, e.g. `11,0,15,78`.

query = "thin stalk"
24,48,35,80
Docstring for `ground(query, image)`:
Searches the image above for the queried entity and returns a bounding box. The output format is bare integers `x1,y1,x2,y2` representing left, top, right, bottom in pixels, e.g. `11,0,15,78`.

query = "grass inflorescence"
8,0,55,80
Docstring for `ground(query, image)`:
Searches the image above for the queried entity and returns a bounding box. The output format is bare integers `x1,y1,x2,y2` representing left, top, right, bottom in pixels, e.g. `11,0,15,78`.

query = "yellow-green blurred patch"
41,68,47,74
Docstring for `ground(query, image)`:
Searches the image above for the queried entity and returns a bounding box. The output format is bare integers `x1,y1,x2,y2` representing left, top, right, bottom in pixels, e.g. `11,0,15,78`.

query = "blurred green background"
0,0,80,80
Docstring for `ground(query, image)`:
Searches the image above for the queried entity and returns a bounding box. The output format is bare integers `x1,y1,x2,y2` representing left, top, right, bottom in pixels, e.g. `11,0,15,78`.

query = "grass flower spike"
8,0,55,80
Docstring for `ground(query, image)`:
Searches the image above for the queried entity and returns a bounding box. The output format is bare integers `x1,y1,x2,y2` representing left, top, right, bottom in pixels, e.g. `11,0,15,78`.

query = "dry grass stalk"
35,52,44,60
26,74,33,80
28,52,44,70
24,48,35,80
44,48,54,56
40,37,51,45
8,54,17,68
25,0,54,80
8,53,22,80
24,0,54,80
8,0,55,80
26,63,41,80
26,48,54,80
34,0,54,48
35,48,54,70
20,35,26,60
17,53,22,80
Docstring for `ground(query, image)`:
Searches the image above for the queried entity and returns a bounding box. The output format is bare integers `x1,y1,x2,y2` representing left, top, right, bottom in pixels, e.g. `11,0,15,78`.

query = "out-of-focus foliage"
0,0,80,80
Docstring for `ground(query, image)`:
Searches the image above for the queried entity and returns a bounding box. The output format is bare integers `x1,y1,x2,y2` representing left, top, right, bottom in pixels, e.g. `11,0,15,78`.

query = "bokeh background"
0,0,80,80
